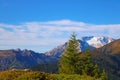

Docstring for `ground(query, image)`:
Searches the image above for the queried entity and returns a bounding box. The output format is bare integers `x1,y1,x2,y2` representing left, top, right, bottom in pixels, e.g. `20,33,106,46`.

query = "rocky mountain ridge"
0,49,57,71
45,36,114,57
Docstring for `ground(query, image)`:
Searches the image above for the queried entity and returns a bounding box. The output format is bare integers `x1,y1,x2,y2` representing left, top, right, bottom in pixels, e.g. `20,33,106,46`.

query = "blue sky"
0,0,120,24
0,0,120,52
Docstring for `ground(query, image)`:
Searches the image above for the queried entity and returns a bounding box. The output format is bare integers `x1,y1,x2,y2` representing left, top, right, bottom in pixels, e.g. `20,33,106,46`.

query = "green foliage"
0,70,25,80
0,70,53,80
93,64,100,78
0,70,100,80
59,33,104,79
100,70,108,80
73,49,100,78
15,72,52,80
59,33,80,74
52,74,100,80
83,50,95,76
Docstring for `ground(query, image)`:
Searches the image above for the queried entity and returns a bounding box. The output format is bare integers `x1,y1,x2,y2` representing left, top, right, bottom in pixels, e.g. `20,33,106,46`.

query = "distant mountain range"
45,36,114,57
0,49,57,71
0,36,117,74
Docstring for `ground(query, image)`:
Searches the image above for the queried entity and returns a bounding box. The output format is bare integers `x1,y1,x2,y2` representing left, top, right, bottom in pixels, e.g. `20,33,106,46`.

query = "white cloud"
0,20,120,52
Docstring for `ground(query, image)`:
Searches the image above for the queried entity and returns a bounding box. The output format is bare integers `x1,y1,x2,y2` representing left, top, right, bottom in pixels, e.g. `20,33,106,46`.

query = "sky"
0,0,120,52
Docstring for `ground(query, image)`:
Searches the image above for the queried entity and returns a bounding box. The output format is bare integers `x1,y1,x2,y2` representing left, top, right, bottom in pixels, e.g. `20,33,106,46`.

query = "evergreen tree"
92,64,100,78
59,33,102,78
100,69,108,80
82,50,94,76
59,33,80,74
76,49,101,77
75,52,85,75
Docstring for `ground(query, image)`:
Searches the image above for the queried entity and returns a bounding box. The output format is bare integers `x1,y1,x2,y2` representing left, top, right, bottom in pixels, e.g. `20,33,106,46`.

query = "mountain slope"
45,36,114,57
0,49,57,71
91,39,120,80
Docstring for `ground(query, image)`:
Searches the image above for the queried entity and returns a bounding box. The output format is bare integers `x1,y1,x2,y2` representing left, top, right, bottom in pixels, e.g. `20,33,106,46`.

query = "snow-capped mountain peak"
45,36,114,57
80,36,114,48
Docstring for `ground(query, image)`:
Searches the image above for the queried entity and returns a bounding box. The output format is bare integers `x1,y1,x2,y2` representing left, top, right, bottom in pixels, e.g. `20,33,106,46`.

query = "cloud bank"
0,20,120,52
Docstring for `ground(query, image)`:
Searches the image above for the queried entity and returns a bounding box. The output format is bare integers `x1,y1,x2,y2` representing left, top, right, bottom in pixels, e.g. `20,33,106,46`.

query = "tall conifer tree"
59,33,80,74
59,33,102,79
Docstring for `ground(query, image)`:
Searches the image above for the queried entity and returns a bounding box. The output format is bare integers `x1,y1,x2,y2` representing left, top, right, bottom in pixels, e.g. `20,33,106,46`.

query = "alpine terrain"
45,36,114,58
